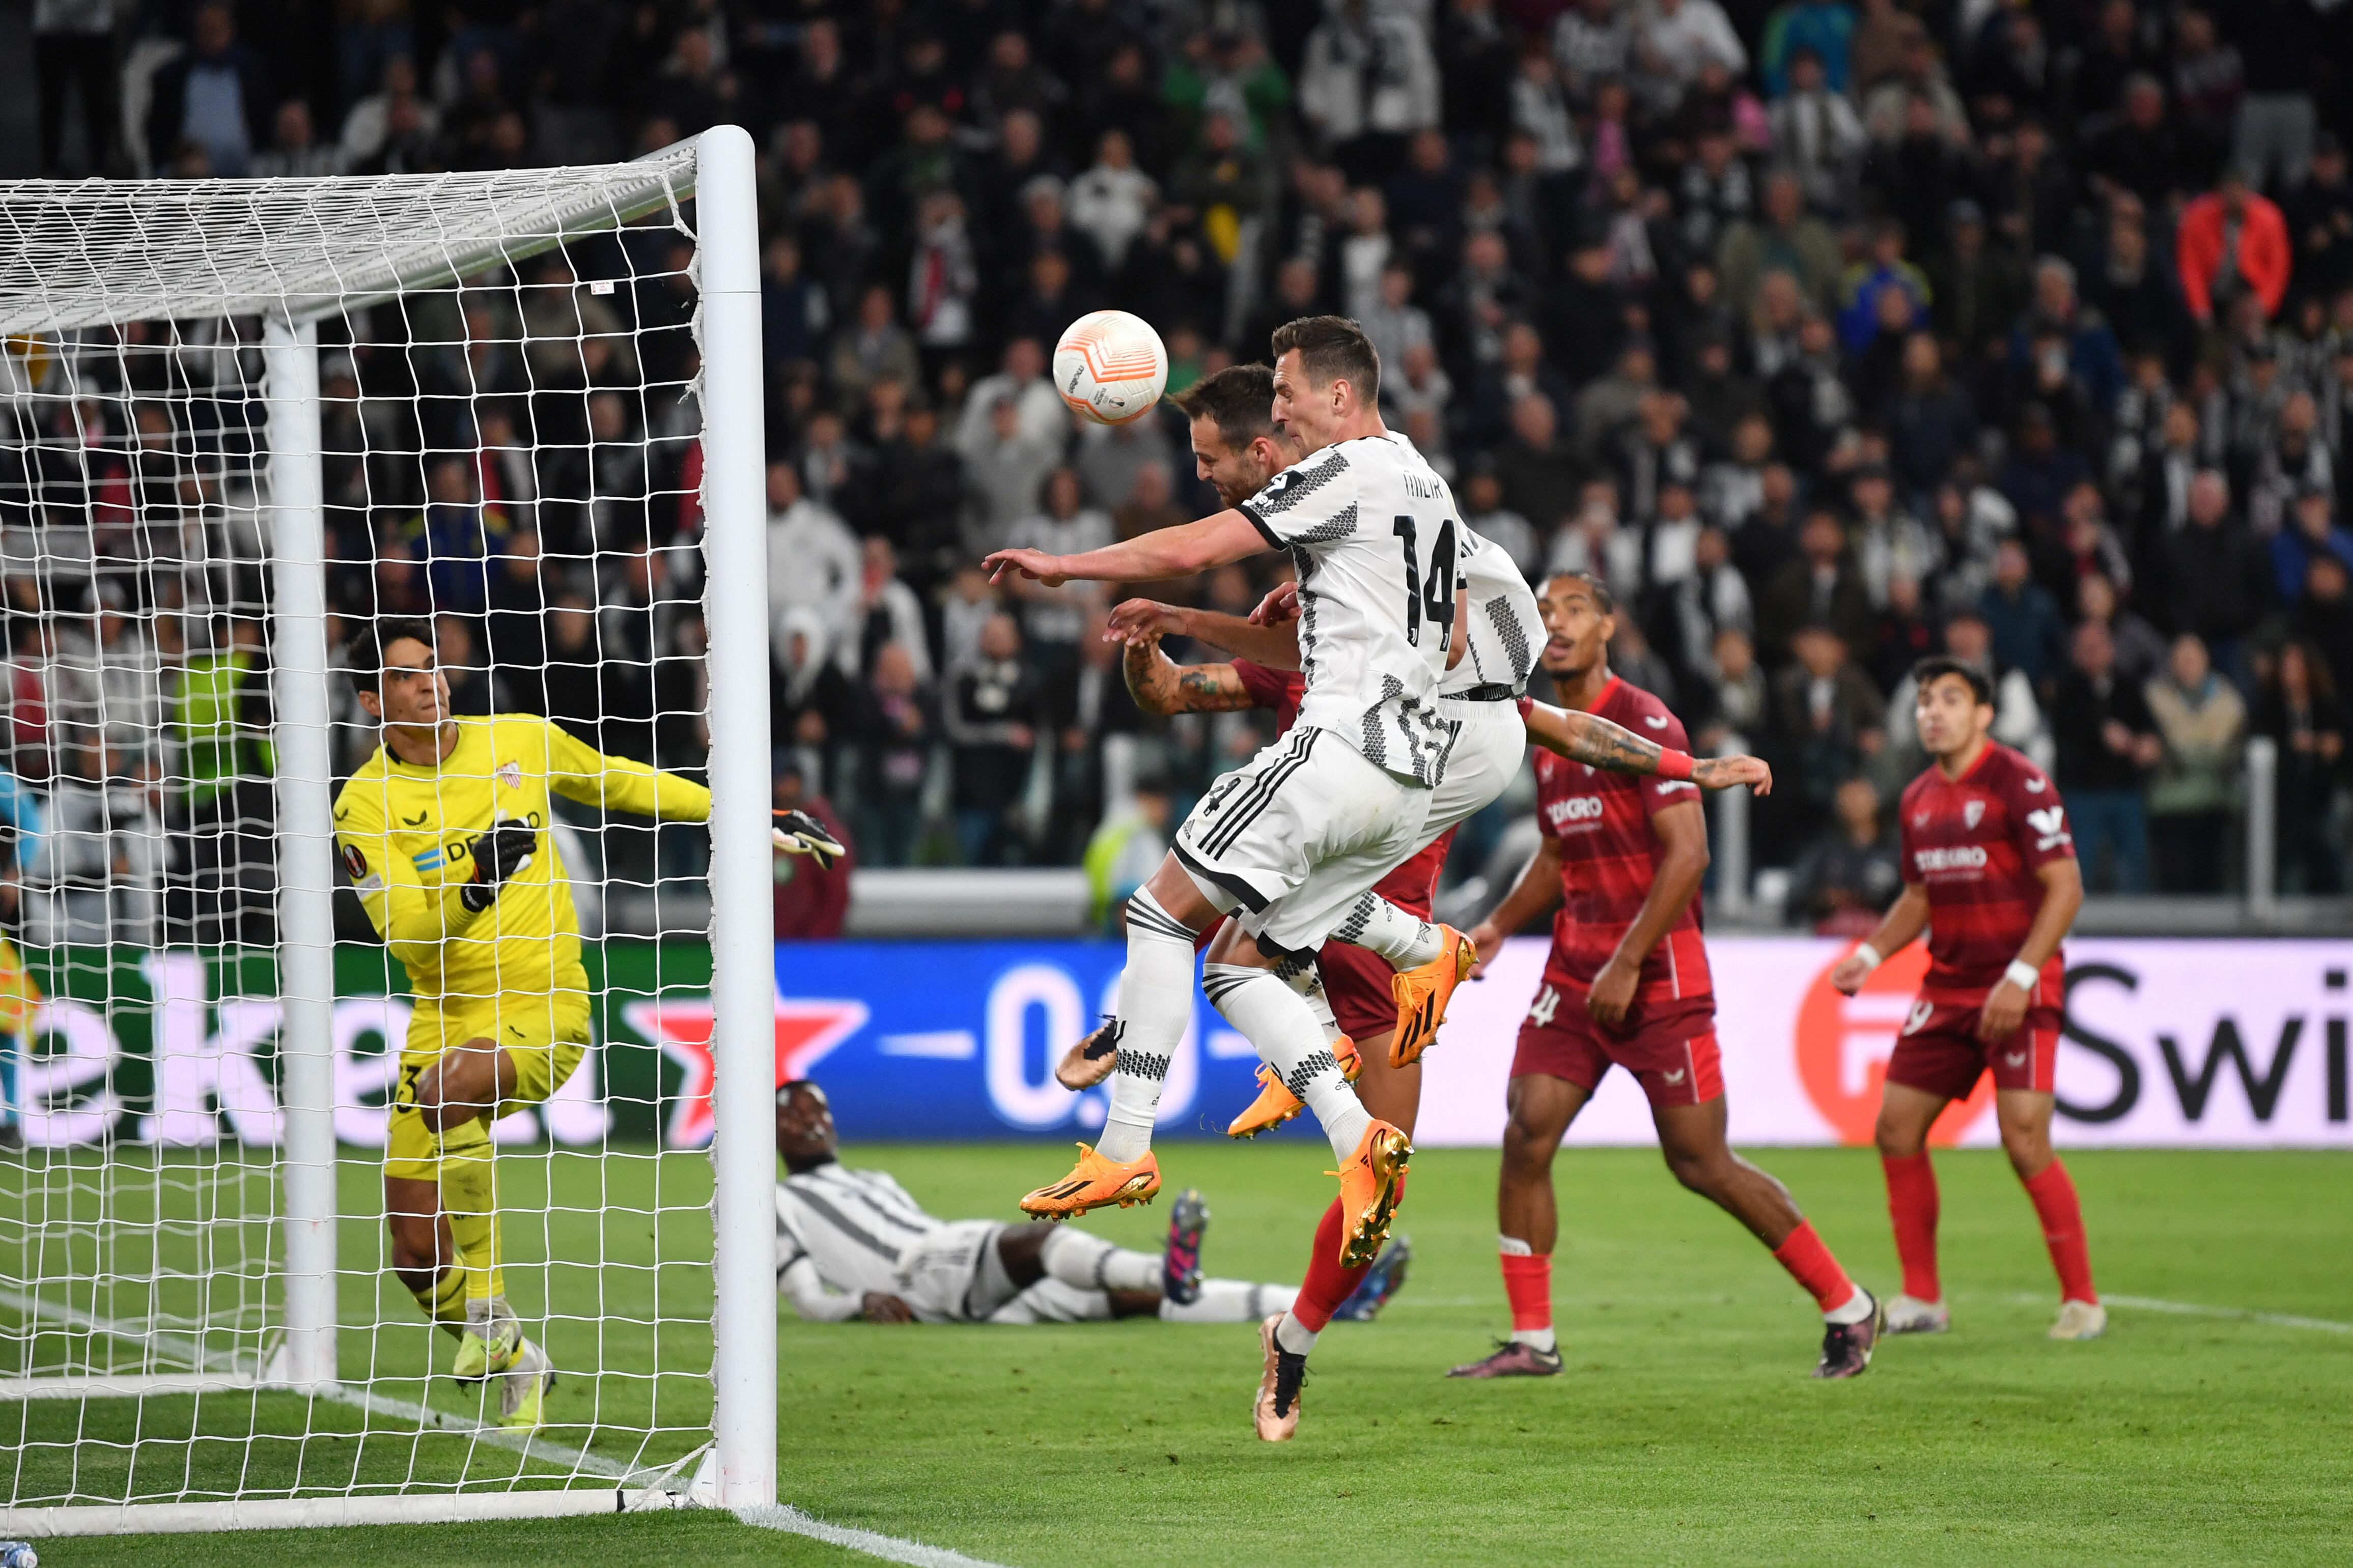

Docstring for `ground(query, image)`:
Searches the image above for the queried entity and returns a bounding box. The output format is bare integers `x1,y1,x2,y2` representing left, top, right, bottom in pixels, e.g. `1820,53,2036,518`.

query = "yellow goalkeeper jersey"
333,715,710,1013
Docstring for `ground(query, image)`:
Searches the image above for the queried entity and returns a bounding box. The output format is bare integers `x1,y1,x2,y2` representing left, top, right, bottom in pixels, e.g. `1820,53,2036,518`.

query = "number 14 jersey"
1237,431,1463,786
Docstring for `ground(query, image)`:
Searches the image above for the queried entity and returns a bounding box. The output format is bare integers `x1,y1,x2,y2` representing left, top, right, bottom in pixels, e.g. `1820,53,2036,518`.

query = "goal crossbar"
0,142,698,332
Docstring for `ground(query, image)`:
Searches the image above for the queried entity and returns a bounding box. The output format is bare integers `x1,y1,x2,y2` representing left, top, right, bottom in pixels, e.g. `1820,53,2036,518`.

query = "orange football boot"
1224,1036,1362,1139
1387,927,1475,1067
1018,1143,1161,1218
1330,1119,1412,1267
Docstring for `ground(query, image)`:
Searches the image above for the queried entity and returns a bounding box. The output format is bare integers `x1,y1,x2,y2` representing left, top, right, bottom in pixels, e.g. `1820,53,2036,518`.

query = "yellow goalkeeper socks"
439,1154,507,1305
410,1266,467,1342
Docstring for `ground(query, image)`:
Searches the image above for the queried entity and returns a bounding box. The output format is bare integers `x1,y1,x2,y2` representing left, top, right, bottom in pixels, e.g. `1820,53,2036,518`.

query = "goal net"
0,129,777,1534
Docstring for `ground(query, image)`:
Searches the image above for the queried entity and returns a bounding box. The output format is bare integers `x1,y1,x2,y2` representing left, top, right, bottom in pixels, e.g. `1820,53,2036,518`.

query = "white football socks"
1512,1326,1558,1352
1271,952,1342,1042
1333,890,1445,968
1162,1279,1295,1324
1038,1225,1162,1294
1825,1285,1875,1325
1097,890,1200,1163
1274,1312,1319,1356
1202,961,1371,1160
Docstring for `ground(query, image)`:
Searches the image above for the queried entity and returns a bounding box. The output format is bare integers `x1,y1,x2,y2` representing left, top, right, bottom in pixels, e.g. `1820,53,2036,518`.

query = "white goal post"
0,126,774,1531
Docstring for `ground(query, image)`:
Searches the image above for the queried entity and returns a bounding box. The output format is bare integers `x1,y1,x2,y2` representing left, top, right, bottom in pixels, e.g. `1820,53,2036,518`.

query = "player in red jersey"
1450,574,1884,1380
1830,657,2101,1341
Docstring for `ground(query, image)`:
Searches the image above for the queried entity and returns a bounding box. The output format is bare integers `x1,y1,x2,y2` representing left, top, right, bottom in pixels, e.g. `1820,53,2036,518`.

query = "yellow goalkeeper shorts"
382,989,593,1183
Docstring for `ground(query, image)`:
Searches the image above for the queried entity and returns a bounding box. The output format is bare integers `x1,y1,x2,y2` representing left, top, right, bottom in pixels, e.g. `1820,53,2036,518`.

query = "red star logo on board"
623,995,870,1147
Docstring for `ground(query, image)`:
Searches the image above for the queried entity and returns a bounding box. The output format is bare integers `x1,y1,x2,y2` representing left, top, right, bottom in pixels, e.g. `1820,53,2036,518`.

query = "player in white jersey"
984,317,1455,1269
773,1082,1352,1326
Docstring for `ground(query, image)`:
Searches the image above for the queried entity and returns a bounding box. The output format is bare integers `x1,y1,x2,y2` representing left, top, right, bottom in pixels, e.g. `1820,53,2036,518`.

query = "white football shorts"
1172,724,1435,954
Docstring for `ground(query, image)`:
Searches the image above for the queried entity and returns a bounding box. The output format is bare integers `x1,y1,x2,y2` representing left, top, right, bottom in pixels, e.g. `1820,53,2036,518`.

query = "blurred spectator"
1003,468,1111,690
772,766,852,938
2251,640,2346,893
1758,508,1873,666
1769,48,1865,212
1771,623,1885,830
1868,572,1937,695
2177,172,2291,327
849,539,933,687
147,3,271,177
1719,170,1841,317
944,614,1044,866
765,462,860,674
2076,572,2167,689
1299,0,1441,180
34,0,121,176
853,642,937,869
2145,634,2247,892
2158,471,2272,672
1786,776,1902,935
1082,774,1171,931
2051,619,2161,892
1978,538,2066,691
2270,484,2353,605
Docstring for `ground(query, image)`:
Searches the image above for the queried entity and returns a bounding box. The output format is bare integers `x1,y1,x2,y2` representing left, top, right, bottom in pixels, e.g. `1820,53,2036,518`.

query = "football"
1053,309,1169,425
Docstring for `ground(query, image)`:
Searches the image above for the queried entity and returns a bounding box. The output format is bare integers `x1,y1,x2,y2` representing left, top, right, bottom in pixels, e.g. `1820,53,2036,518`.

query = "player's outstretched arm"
1109,596,1304,672
543,719,713,822
1465,834,1567,979
1517,696,1772,794
776,1253,869,1323
985,509,1268,586
1830,882,1932,994
1120,631,1255,715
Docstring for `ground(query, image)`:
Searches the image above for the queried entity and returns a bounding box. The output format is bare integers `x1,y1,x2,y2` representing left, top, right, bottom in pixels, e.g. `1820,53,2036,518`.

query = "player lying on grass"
1450,580,1883,1381
337,617,735,1428
773,1080,1408,1325
1832,655,2101,1342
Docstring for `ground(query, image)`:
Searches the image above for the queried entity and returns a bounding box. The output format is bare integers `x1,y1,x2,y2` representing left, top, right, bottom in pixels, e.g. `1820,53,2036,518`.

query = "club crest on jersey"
496,760,522,789
1964,800,1985,829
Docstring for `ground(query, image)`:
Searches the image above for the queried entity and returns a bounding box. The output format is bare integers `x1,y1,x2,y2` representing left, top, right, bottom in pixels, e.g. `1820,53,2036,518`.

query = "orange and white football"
1053,309,1168,426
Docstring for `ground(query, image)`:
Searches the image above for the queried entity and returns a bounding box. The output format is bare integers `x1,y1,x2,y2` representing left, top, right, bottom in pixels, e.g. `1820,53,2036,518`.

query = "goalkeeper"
336,618,841,1428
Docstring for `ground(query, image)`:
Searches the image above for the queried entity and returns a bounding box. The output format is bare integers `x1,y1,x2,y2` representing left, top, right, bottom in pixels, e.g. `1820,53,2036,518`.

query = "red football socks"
1290,1178,1397,1333
1770,1220,1857,1313
1499,1249,1552,1333
2022,1159,2098,1304
1882,1151,1942,1302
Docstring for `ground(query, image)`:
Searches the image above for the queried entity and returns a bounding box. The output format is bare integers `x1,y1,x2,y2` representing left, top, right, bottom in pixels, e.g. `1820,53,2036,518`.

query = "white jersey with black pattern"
774,1163,942,1302
1444,523,1543,697
1237,431,1462,786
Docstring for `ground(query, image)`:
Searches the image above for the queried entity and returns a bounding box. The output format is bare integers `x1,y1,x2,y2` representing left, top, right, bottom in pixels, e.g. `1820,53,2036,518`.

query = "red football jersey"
1232,657,1445,915
1533,677,1710,1003
1897,741,2075,999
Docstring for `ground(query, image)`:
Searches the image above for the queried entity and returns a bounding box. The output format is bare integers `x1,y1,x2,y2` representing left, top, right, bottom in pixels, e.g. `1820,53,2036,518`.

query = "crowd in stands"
13,0,2353,932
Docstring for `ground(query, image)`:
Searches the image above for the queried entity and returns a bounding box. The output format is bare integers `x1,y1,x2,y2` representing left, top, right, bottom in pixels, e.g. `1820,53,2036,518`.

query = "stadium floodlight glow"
0,128,774,1533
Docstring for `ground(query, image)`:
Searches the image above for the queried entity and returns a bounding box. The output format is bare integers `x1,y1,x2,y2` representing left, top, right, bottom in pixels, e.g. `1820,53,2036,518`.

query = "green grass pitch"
11,1140,2351,1566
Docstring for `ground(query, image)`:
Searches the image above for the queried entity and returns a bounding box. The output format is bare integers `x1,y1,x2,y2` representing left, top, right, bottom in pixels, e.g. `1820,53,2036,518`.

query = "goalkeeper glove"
458,819,538,912
773,809,845,870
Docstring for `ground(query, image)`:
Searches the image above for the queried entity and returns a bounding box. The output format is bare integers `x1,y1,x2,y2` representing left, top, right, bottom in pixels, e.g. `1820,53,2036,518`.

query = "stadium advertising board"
9,938,2346,1149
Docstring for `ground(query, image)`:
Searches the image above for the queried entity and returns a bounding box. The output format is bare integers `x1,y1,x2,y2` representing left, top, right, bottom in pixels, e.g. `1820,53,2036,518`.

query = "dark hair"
1170,363,1275,449
1543,569,1615,615
1910,654,1993,706
346,617,437,680
1269,315,1381,404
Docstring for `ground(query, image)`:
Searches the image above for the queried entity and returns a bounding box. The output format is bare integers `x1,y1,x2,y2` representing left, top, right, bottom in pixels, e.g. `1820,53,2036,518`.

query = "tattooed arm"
1519,697,1774,793
1122,635,1257,716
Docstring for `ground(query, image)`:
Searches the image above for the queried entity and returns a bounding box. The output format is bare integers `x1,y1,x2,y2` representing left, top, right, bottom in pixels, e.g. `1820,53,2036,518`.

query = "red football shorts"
1884,993,2061,1100
1318,940,1398,1044
1509,975,1722,1108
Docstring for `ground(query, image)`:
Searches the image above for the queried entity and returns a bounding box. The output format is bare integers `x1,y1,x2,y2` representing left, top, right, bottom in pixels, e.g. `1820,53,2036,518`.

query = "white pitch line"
2,1286,1003,1565
735,1504,1008,1568
2096,1294,2353,1335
